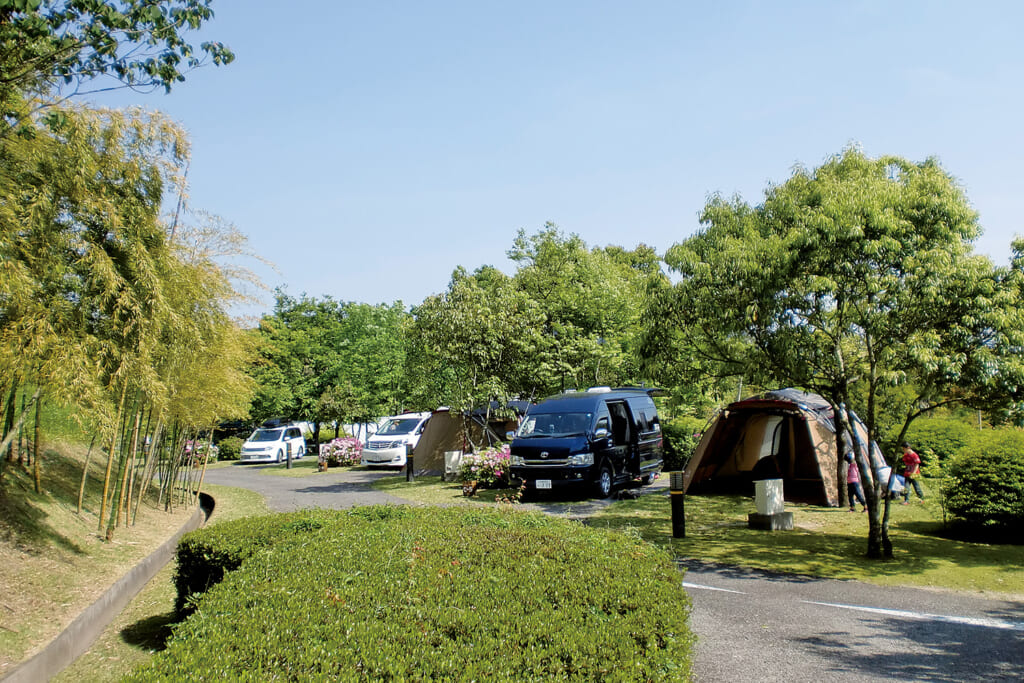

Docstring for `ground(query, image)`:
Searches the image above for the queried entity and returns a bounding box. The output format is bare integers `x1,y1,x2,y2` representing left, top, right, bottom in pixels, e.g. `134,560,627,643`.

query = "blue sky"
92,1,1024,317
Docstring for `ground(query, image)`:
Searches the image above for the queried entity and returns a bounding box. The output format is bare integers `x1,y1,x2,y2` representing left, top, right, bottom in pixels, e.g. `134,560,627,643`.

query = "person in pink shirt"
845,453,867,512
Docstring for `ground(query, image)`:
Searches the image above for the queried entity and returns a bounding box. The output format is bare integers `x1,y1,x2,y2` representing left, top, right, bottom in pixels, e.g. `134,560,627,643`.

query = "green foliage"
645,146,1024,556
249,295,410,429
896,417,979,467
1,0,233,135
661,415,708,471
942,429,1024,529
151,506,694,681
214,436,242,461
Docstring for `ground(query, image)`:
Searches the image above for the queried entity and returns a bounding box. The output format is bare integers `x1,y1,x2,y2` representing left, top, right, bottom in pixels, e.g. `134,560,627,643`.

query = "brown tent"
682,389,892,507
412,407,522,477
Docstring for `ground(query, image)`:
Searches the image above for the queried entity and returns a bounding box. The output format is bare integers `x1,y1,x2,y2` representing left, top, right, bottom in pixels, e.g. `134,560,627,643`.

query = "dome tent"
681,389,895,507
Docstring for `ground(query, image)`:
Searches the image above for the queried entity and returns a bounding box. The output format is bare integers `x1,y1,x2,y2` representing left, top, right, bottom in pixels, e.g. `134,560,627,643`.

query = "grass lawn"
374,475,1024,597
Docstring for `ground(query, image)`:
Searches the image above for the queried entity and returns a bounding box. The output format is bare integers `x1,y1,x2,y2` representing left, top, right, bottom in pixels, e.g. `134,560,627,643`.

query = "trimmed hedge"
942,429,1024,530
139,506,694,681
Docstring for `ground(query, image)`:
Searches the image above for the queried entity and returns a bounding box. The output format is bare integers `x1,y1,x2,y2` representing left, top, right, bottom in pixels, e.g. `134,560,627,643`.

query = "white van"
361,412,431,467
240,424,307,463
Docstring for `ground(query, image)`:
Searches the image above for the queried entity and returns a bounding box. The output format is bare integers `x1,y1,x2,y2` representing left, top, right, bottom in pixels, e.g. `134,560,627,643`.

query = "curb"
2,494,214,683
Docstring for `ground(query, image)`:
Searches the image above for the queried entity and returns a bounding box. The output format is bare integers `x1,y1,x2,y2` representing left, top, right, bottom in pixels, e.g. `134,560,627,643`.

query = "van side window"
637,410,661,438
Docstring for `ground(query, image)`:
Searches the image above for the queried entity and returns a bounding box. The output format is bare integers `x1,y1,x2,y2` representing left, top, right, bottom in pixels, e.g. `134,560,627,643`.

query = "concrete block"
748,511,794,531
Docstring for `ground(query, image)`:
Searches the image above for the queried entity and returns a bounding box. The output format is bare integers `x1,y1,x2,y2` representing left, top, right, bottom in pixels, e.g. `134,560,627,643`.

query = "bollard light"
669,471,685,538
406,444,415,482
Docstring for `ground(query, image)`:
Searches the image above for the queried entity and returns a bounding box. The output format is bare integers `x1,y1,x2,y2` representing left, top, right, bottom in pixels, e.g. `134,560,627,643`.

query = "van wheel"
276,449,283,463
594,463,613,499
642,472,658,486
297,446,304,459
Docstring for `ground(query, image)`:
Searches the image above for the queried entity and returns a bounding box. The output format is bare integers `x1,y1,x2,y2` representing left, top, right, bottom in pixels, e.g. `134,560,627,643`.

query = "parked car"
509,387,664,498
361,411,432,467
240,424,307,463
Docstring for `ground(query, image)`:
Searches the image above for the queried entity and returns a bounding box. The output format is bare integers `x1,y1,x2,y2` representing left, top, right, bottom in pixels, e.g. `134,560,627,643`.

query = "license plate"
536,480,552,489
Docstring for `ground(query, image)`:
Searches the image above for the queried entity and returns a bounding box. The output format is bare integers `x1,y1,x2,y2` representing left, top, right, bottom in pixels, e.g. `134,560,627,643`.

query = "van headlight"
511,455,524,466
568,452,594,466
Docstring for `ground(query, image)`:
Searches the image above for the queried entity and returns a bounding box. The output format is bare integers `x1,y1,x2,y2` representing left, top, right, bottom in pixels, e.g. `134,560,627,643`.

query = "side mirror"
594,428,610,440
506,430,516,440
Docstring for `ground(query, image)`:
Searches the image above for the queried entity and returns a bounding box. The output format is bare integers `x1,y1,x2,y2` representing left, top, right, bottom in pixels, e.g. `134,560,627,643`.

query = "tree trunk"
99,382,128,533
123,407,142,526
0,387,41,466
32,394,41,494
842,405,883,558
3,381,17,463
132,416,161,525
19,390,27,466
77,434,98,515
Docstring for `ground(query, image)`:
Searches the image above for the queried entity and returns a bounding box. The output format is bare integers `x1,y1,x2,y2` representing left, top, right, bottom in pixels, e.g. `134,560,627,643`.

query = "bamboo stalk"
99,382,128,533
77,434,98,515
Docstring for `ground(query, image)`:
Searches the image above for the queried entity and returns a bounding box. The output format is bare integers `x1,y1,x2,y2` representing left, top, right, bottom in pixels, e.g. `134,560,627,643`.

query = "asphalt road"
201,463,1024,682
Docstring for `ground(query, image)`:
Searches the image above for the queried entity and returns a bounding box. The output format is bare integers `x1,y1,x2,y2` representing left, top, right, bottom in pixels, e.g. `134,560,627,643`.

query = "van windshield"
517,412,592,438
378,418,421,435
249,429,283,442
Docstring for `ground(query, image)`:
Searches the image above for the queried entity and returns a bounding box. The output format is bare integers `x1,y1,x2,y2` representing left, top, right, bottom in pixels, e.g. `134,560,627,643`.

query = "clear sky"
91,1,1024,317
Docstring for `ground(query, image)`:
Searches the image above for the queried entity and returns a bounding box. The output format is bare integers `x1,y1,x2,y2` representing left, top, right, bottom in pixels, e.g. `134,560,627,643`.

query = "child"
846,453,867,512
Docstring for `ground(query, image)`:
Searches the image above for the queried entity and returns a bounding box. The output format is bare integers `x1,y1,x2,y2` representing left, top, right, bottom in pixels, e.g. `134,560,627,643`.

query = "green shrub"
215,436,243,462
897,417,979,469
662,415,710,471
942,429,1024,529
141,506,694,681
173,509,337,613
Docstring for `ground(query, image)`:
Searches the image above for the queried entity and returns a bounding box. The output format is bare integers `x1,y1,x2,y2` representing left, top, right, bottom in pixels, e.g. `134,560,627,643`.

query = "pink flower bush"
320,437,363,467
459,444,512,488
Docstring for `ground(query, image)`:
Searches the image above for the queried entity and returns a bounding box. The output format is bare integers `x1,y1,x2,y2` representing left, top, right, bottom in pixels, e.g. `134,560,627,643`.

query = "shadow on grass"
0,449,88,554
120,612,178,652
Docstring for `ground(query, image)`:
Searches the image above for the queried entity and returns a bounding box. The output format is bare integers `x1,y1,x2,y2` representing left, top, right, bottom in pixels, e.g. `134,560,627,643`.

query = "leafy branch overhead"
1,0,233,132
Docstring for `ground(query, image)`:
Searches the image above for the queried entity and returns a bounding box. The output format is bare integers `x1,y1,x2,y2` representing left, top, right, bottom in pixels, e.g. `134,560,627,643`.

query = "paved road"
201,464,1024,682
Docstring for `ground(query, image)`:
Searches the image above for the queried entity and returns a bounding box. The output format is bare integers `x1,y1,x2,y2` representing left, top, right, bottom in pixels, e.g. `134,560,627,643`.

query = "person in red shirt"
900,441,925,504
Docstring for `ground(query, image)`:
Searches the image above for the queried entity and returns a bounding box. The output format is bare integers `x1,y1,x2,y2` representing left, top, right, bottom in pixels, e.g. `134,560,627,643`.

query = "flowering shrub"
459,444,511,488
320,437,363,467
184,440,218,467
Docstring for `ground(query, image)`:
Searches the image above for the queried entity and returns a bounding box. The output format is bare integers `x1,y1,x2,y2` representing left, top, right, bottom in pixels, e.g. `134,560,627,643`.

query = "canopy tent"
412,403,527,476
681,389,893,507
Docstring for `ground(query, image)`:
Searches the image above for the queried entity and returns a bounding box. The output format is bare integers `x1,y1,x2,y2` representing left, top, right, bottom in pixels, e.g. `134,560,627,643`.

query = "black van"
509,387,664,498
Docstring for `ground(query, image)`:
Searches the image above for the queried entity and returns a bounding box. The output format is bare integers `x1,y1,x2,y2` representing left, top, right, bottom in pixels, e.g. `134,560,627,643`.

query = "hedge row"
134,506,694,681
943,429,1024,530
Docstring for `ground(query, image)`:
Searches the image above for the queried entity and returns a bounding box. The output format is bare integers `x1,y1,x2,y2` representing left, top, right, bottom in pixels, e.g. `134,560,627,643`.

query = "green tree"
249,295,410,443
409,266,543,431
508,225,663,395
1,0,233,133
648,147,1024,558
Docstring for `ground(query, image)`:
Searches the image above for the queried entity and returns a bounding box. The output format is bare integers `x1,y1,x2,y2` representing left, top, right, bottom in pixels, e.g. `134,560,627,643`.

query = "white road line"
804,601,1024,631
683,582,746,594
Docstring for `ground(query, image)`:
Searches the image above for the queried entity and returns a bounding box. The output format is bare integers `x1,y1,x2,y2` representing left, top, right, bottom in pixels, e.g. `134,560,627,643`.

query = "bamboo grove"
0,103,257,539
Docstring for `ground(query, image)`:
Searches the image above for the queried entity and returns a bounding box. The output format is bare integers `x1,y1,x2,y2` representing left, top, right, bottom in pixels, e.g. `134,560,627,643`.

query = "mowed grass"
377,476,1024,597
0,439,197,675
53,484,269,683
